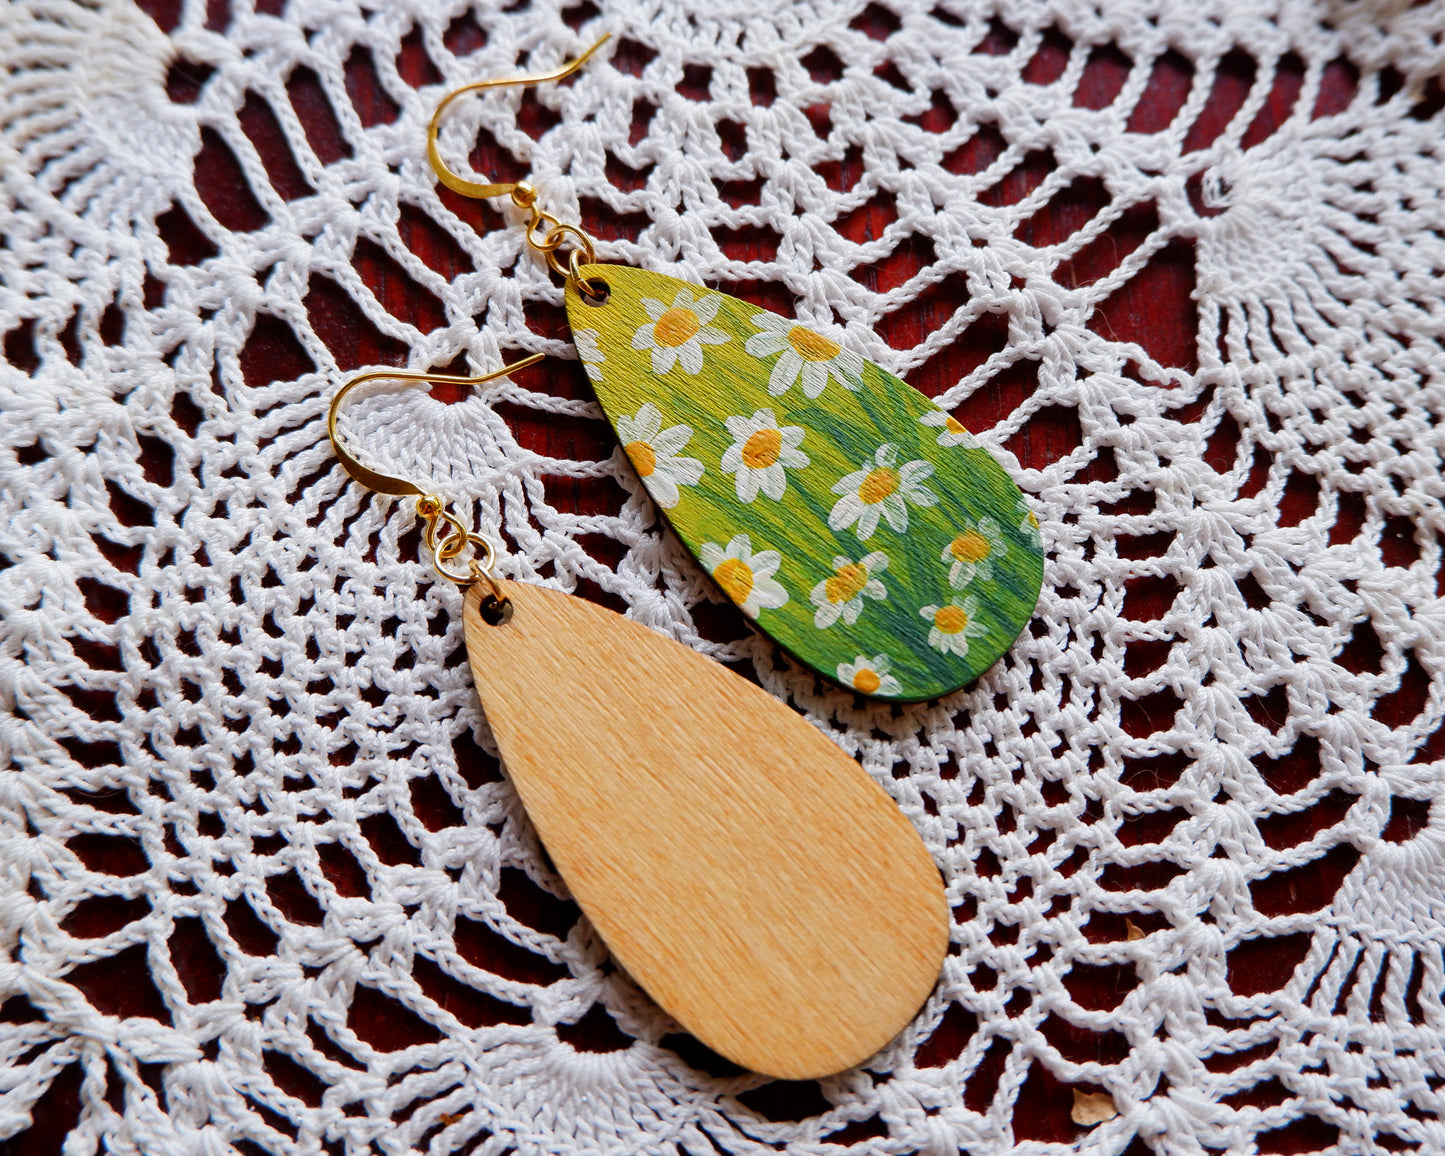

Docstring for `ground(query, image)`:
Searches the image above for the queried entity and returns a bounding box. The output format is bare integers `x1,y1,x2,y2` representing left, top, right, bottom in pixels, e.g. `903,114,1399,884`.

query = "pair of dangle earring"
321,37,1048,1081
427,36,1046,704
327,361,948,1080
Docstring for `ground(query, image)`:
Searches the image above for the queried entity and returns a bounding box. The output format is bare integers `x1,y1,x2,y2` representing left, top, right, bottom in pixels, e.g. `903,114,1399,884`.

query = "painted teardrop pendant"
565,264,1044,701
463,580,948,1079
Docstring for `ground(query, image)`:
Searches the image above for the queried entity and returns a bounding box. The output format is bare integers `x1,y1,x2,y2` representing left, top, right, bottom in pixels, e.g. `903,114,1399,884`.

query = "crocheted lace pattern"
2,0,1444,1152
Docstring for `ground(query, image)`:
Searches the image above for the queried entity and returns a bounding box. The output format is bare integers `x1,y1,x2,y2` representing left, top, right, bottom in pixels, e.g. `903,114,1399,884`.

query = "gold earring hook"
427,35,611,202
327,354,545,497
428,36,610,298
326,354,543,602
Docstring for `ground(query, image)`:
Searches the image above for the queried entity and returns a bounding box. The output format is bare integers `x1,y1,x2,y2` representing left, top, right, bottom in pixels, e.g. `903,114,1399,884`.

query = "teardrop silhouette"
463,580,948,1080
565,264,1044,701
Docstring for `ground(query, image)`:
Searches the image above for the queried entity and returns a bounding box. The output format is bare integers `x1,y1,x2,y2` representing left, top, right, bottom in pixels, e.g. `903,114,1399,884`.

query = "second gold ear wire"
326,355,543,615
427,36,611,299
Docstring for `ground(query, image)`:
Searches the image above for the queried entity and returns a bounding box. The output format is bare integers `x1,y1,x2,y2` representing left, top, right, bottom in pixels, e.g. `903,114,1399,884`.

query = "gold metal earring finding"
326,354,543,602
427,36,610,297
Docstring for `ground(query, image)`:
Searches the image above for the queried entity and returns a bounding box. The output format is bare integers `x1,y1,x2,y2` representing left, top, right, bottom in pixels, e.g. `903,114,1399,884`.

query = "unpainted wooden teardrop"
462,580,948,1080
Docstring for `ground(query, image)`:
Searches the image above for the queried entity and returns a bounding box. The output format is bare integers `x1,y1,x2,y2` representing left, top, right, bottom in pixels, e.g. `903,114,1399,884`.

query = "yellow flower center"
741,428,782,469
654,308,701,348
950,530,991,565
934,605,969,634
1026,512,1039,529
787,326,840,362
945,415,967,435
852,668,881,694
859,467,899,504
625,441,656,477
713,558,754,605
825,563,868,604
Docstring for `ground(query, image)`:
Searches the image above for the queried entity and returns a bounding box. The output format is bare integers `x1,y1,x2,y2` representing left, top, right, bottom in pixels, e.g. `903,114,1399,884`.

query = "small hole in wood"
578,279,610,305
478,595,513,626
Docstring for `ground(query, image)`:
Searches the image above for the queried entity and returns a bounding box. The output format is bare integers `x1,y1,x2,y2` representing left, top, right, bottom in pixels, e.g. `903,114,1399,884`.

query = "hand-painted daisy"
828,444,938,540
574,328,604,382
919,595,983,658
744,312,864,397
719,409,810,503
630,289,729,375
698,534,788,619
942,517,1007,588
836,654,902,697
919,407,979,448
810,552,888,628
616,403,704,509
1015,494,1042,550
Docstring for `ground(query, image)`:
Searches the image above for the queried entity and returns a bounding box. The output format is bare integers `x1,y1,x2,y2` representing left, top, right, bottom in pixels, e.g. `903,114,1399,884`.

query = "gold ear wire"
327,354,545,497
427,35,611,202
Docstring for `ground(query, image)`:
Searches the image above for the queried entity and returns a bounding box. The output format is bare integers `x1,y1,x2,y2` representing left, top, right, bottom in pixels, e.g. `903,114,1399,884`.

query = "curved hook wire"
427,35,611,201
327,354,545,496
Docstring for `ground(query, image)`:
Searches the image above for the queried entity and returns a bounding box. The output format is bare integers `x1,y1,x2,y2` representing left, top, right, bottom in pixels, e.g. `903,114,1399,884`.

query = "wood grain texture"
462,579,949,1079
566,264,1044,702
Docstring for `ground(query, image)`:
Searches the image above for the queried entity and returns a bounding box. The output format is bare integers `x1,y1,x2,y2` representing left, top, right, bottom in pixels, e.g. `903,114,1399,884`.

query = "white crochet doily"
3,0,1445,1153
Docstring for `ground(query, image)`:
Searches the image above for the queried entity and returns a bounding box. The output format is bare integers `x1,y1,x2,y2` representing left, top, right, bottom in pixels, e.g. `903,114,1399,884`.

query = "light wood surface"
463,580,948,1080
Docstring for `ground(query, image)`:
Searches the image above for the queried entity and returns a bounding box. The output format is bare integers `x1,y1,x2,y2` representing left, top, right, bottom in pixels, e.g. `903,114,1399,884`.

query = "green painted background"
566,265,1044,701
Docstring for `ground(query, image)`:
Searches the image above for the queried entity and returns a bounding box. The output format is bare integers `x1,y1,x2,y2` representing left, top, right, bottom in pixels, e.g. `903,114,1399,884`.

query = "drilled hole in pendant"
578,278,611,305
478,595,514,626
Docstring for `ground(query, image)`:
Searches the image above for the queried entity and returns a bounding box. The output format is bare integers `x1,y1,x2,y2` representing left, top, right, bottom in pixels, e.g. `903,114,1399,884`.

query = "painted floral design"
810,552,888,628
828,443,938,540
919,407,979,448
942,517,1007,588
574,328,604,382
744,313,865,397
836,654,902,697
1014,494,1042,550
616,403,704,509
698,534,788,619
719,408,810,502
631,289,729,375
920,595,983,658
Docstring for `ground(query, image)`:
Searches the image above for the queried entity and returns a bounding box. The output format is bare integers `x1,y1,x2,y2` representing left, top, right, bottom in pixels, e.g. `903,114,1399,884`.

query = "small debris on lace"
1125,918,1144,941
1071,1089,1118,1126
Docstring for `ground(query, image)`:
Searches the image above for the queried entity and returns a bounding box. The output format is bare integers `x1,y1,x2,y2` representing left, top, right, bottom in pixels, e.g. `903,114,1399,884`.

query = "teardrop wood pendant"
462,580,948,1080
565,264,1044,702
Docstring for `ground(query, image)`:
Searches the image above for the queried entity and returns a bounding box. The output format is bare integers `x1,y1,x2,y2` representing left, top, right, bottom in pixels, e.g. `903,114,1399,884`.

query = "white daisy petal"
829,493,864,531
651,425,693,455
651,345,678,374
631,322,657,351
677,340,704,375
751,550,782,579
745,331,788,357
768,350,803,395
881,493,909,532
857,505,882,540
832,469,868,496
760,464,787,500
646,474,680,508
